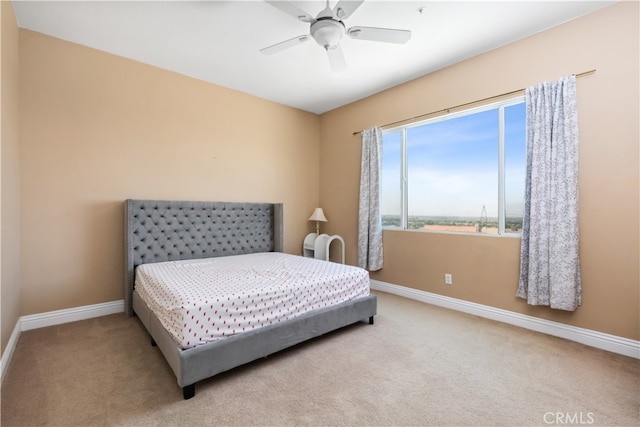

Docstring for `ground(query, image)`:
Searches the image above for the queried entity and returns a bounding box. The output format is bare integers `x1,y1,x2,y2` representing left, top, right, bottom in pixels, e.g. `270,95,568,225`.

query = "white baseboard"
370,280,640,359
1,299,125,384
20,300,124,331
2,288,638,384
1,319,22,385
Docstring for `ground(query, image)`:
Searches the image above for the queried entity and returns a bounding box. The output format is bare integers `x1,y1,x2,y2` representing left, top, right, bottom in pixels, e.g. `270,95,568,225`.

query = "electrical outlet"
444,273,452,285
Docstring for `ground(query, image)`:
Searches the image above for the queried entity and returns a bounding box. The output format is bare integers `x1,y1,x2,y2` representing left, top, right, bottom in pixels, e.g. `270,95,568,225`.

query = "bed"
124,199,377,399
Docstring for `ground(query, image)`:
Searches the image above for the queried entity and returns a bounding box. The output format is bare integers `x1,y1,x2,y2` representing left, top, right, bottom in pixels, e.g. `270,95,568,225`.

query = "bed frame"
124,199,377,399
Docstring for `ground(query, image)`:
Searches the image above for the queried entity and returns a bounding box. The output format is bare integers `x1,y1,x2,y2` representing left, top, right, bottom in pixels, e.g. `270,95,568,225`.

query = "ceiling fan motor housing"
310,18,345,49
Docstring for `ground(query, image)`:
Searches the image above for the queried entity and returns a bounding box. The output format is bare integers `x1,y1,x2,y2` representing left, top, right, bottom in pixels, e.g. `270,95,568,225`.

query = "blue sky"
381,102,526,218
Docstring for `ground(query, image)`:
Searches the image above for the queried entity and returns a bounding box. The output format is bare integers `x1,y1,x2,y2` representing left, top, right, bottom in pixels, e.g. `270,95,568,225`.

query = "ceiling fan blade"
333,0,365,20
326,44,347,72
264,1,315,23
260,35,311,55
347,26,411,44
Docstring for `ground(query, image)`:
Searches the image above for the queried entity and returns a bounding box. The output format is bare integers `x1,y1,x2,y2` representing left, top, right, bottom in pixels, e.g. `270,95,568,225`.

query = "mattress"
134,252,370,349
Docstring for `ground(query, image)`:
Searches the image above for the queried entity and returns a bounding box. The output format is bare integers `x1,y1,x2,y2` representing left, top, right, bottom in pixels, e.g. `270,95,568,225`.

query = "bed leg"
183,384,196,400
369,316,374,325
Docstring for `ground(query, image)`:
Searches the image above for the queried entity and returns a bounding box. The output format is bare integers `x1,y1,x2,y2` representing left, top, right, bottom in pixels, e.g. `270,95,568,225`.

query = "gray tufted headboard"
124,199,284,316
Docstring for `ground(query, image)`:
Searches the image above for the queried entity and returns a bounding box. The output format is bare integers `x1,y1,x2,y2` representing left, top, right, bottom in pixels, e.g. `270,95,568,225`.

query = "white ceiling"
12,0,615,114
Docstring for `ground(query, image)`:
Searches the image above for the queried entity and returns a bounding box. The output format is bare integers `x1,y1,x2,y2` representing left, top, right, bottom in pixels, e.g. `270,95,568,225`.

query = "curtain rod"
352,69,596,136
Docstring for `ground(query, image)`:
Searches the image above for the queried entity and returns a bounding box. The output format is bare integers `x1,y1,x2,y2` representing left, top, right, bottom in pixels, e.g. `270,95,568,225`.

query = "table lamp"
308,208,328,235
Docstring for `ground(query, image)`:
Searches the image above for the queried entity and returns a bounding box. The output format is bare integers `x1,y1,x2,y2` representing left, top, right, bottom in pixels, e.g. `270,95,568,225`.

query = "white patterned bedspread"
134,252,370,349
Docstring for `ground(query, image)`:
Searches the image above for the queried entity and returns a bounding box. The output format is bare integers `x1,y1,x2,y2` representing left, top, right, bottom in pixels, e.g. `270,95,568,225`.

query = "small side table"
303,233,345,264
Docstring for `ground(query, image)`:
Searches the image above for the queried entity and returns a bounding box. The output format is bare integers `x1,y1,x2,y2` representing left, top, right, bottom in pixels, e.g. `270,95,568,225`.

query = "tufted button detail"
130,201,276,267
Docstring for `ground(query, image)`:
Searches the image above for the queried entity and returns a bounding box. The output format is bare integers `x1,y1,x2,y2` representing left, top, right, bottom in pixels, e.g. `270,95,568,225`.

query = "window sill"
382,227,522,238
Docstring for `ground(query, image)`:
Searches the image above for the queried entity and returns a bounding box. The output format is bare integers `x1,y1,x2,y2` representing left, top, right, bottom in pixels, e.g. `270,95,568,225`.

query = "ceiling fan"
260,0,411,72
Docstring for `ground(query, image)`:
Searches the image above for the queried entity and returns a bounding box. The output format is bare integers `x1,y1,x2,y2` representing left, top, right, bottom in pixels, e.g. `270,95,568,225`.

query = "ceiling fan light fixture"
262,0,410,71
310,19,345,49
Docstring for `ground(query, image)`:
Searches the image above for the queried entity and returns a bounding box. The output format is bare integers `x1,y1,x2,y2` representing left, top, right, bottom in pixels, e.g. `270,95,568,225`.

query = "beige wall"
19,30,321,315
1,0,21,356
9,2,640,344
320,2,639,340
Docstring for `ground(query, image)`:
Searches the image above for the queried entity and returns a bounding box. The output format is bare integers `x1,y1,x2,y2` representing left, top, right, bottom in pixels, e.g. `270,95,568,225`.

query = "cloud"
407,168,498,217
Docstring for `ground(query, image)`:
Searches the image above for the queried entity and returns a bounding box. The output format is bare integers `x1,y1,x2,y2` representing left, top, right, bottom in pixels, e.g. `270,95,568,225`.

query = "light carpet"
1,291,638,426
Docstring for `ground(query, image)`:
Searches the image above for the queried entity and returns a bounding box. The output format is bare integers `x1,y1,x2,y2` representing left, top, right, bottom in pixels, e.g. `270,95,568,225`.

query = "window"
381,97,526,235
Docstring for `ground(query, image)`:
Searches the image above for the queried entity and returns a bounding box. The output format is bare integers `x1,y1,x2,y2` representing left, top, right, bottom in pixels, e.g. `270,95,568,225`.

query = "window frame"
381,95,526,236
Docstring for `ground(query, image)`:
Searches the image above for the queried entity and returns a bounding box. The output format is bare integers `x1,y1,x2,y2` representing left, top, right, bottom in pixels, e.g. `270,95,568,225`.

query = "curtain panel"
516,75,582,311
358,127,383,271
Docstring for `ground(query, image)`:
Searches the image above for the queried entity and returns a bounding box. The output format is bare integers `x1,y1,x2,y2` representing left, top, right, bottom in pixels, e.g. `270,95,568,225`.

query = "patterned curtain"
516,75,582,311
358,127,383,271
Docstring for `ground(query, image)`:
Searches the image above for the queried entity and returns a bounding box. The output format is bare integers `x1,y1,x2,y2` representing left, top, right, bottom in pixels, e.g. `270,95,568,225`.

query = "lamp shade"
308,208,328,222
